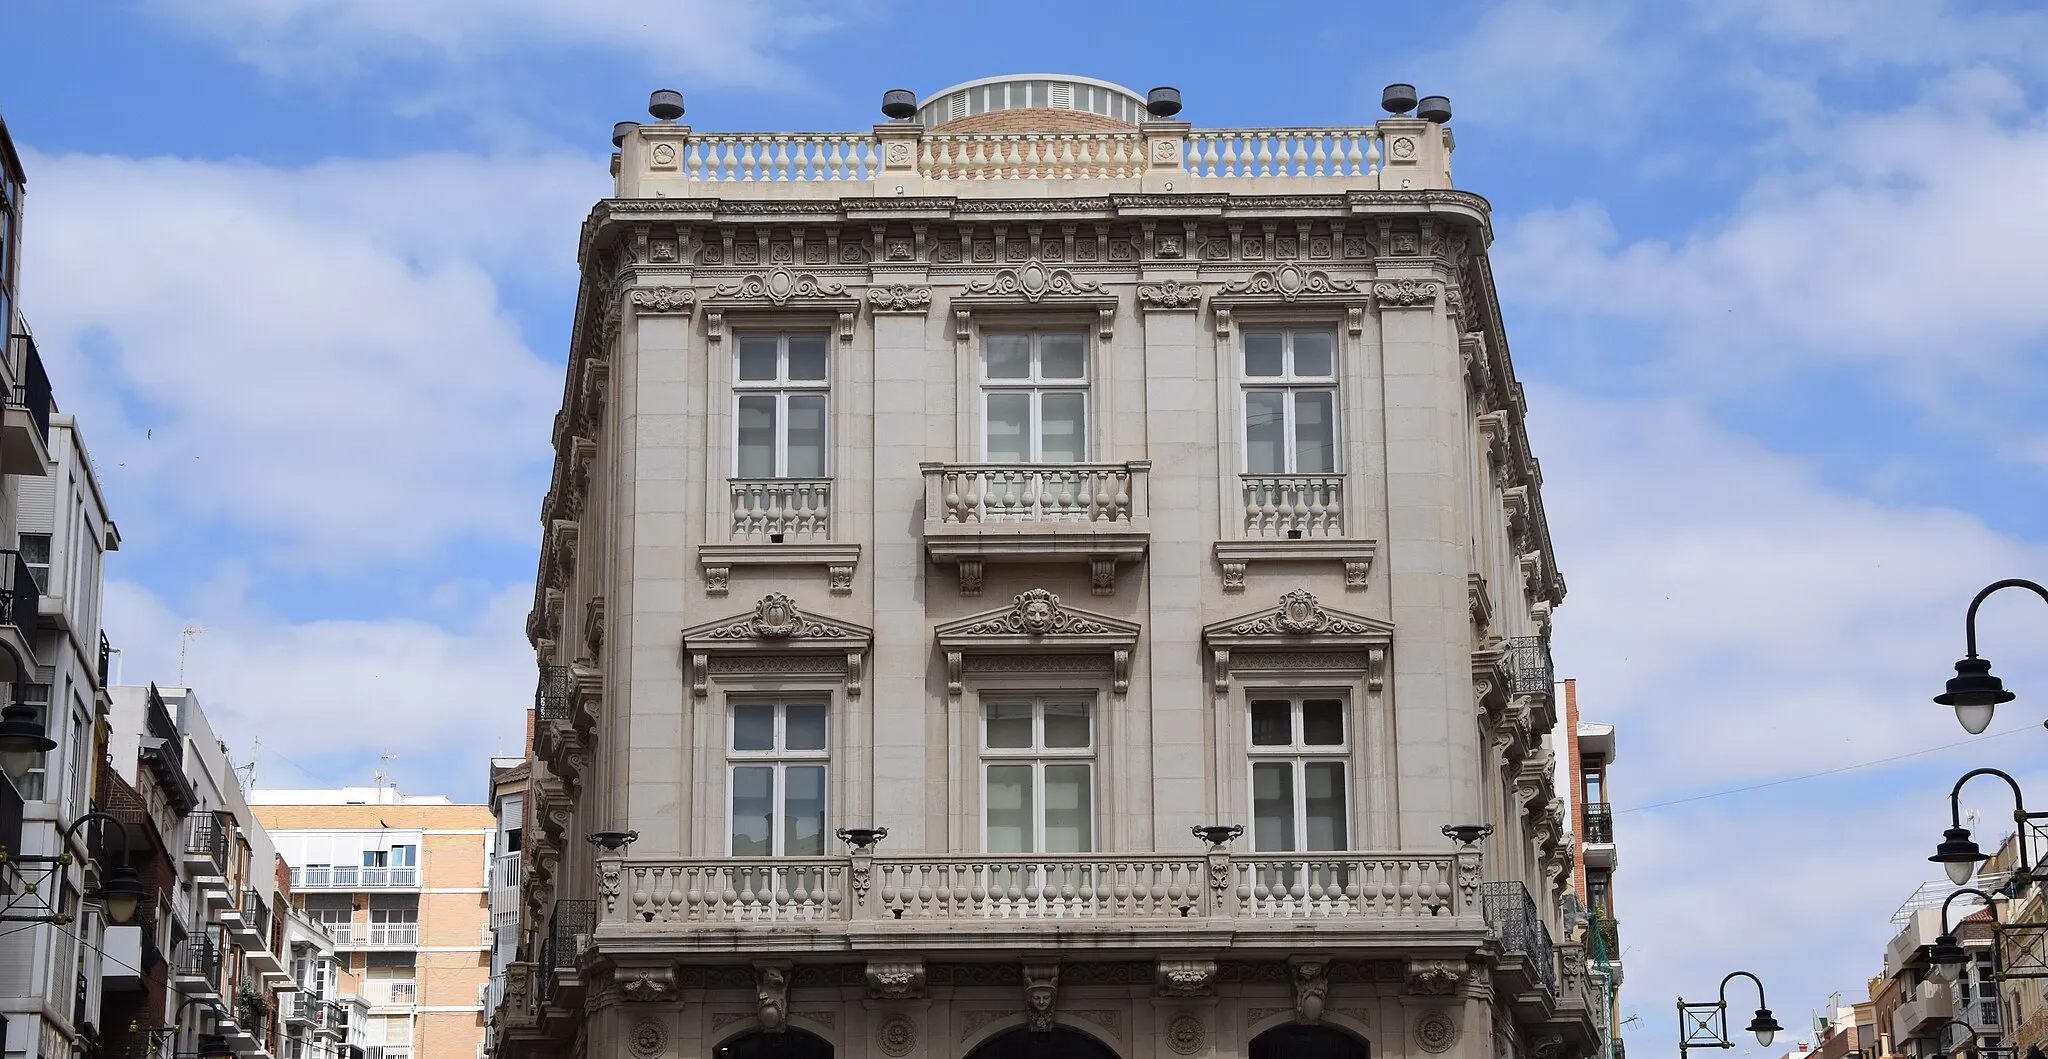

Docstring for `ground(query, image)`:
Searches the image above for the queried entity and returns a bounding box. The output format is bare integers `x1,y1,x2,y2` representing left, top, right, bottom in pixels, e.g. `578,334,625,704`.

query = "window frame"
979,329,1091,464
1239,328,1340,475
978,695,1097,854
731,331,832,479
1245,694,1352,854
724,698,832,858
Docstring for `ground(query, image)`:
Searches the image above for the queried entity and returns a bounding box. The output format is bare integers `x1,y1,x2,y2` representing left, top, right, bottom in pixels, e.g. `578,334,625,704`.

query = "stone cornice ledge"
698,542,861,597
1213,539,1377,593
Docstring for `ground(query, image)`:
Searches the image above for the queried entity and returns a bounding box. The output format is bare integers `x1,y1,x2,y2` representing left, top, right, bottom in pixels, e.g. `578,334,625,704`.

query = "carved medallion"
1217,264,1359,302
711,267,847,306
877,1015,917,1057
1415,1010,1458,1054
963,257,1104,303
629,1019,666,1059
1167,1013,1206,1055
964,589,1110,636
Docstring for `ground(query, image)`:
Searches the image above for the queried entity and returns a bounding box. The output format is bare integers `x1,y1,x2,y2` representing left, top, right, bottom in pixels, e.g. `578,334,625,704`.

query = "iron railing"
0,551,40,634
97,633,111,689
1583,803,1614,844
537,899,595,1007
535,665,571,726
1482,880,1557,995
7,331,51,447
0,769,20,864
145,685,183,771
241,888,270,937
174,938,219,986
1508,635,1553,697
185,812,230,874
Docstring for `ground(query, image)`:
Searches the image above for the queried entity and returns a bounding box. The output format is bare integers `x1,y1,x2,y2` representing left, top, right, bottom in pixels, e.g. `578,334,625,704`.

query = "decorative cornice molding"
865,284,933,313
1136,279,1203,311
1216,264,1359,302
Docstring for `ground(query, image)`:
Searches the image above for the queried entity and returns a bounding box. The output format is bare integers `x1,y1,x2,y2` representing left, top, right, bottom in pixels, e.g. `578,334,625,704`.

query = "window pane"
784,766,827,856
732,705,774,751
985,765,1034,853
785,704,827,751
1043,764,1092,852
737,337,779,381
1250,700,1292,746
1301,700,1345,746
1039,392,1086,462
785,335,827,380
785,395,827,477
735,396,777,478
1292,331,1334,377
1038,334,1086,379
1304,762,1348,851
1244,332,1285,377
729,767,774,855
1244,392,1286,474
985,703,1033,749
1042,703,1090,748
1294,390,1336,473
986,334,1031,379
985,394,1030,462
1252,763,1296,852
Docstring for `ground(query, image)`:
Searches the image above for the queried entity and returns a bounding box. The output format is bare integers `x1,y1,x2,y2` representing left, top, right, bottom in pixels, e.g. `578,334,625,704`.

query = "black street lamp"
2,810,147,925
1929,768,2048,887
1678,970,1783,1056
1929,887,1999,966
1927,1018,2000,1059
1935,579,2047,735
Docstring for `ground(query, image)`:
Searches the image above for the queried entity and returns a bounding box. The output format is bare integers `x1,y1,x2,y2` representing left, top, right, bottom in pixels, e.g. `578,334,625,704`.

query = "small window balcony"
1,329,50,479
920,461,1150,596
698,478,859,598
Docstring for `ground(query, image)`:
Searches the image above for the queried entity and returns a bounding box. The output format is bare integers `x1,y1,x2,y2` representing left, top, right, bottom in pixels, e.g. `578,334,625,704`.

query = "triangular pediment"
1204,588,1393,649
681,593,873,652
935,589,1140,649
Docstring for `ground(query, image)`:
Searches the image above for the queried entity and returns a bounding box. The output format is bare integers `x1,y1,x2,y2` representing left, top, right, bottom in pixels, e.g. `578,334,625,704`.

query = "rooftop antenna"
375,752,399,793
178,624,205,683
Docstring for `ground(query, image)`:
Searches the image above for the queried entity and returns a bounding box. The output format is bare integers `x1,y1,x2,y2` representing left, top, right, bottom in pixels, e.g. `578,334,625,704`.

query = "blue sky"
5,0,2048,1044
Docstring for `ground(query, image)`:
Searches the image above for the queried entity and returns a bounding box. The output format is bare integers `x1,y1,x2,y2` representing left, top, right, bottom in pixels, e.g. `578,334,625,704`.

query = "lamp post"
1678,971,1784,1057
1929,887,2000,967
1,810,147,925
1928,768,2048,887
1927,1018,2002,1059
1934,579,2048,734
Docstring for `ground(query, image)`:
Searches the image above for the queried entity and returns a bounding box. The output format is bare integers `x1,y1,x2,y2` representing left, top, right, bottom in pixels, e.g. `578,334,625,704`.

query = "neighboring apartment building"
1557,679,1621,1059
103,684,299,1059
483,757,527,1051
281,899,371,1059
1982,833,2048,1056
496,75,1593,1059
1878,881,2007,1059
252,788,495,1059
0,106,126,1059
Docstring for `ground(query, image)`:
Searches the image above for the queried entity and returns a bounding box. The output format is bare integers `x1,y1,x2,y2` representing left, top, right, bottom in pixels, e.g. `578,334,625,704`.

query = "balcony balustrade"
728,479,831,542
921,461,1150,594
2,329,51,476
184,812,230,877
1482,880,1557,996
1240,474,1345,539
293,864,418,889
605,851,1456,930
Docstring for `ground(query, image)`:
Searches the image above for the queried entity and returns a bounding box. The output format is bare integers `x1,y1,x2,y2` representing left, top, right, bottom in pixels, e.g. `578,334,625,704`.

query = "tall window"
982,699,1094,853
727,701,828,856
367,907,418,946
734,333,829,478
982,332,1087,463
1242,330,1337,474
1248,696,1349,852
19,533,49,591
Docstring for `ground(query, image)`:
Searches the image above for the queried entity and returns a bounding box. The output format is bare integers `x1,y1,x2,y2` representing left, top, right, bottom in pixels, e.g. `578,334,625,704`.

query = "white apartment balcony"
593,850,1466,955
1892,979,1954,1042
294,864,419,890
921,460,1150,596
1,328,52,478
700,478,859,597
335,931,419,952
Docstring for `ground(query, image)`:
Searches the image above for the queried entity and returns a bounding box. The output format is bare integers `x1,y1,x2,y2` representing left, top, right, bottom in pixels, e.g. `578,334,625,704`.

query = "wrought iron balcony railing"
1481,880,1557,995
1508,636,1554,697
534,665,571,727
1582,803,1614,844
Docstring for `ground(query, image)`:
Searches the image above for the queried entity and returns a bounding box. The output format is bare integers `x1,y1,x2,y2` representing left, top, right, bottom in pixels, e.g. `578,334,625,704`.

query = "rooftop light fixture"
1934,579,2044,734
880,89,918,121
1381,83,1418,115
1145,87,1183,118
648,89,685,123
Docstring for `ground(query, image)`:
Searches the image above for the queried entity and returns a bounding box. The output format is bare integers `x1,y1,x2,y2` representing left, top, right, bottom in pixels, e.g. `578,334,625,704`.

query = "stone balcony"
614,117,1455,199
593,850,1473,957
921,460,1149,596
700,477,861,597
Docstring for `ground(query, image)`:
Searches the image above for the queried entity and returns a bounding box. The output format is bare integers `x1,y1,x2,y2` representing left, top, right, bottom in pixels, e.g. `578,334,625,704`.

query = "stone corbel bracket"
1213,539,1377,593
699,542,862,598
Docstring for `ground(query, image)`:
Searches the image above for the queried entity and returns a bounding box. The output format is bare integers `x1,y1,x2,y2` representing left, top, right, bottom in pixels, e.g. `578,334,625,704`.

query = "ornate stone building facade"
495,74,1593,1059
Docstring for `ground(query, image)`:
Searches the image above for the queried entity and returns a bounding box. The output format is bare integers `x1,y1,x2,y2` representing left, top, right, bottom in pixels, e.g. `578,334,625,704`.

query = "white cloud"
1496,93,2048,404
20,150,604,561
1540,388,2048,796
103,577,533,796
143,0,836,87
1399,1,1666,137
1704,0,2048,68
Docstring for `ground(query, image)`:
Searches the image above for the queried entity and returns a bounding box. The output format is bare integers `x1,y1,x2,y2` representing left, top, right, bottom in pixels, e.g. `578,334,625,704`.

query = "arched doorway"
712,1027,833,1059
963,1026,1120,1059
1249,1023,1370,1059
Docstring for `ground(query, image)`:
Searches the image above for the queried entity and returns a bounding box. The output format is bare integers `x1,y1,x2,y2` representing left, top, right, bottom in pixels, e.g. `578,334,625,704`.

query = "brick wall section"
932,108,1136,134
1564,678,1585,903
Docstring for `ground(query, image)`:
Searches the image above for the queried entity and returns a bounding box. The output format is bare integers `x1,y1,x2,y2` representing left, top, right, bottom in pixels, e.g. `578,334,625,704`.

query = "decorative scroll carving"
1156,959,1218,998
620,967,677,1002
703,594,856,640
964,257,1103,302
711,267,847,306
866,960,926,1000
1218,265,1359,301
1406,959,1466,995
1227,589,1378,636
963,589,1111,636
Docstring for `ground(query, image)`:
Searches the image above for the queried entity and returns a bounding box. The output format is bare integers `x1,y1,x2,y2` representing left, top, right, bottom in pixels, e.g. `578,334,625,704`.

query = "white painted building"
495,75,1592,1059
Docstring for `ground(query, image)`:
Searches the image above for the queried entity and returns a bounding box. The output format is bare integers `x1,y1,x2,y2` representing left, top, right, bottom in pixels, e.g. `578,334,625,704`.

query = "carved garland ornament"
866,284,932,312
629,286,695,313
962,589,1111,636
1374,279,1443,307
1136,279,1203,310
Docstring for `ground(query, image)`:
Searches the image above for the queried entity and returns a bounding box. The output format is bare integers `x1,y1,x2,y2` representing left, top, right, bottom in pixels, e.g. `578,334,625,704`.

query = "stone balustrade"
603,851,1458,928
682,133,883,182
1184,127,1383,178
925,462,1146,526
921,132,1146,180
728,478,832,541
1241,473,1345,538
